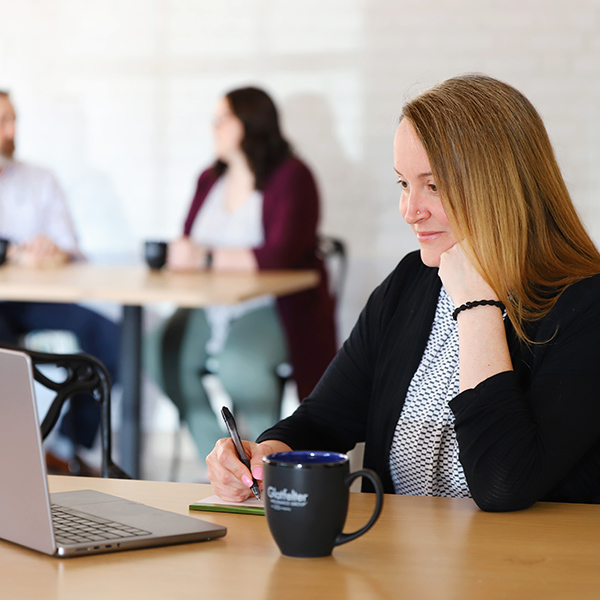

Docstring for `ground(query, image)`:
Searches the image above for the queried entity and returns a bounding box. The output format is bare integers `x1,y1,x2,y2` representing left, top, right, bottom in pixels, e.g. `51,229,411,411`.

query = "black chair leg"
169,415,185,482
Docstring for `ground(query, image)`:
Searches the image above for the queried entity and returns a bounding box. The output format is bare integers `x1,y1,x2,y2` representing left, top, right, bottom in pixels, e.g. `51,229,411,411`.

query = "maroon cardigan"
183,157,338,400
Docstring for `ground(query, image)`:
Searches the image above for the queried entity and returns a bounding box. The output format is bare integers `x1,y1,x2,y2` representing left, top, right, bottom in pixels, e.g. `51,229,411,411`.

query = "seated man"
0,90,120,474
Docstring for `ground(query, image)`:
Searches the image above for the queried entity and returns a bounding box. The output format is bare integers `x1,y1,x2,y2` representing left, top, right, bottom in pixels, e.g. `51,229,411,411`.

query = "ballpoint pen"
220,406,261,501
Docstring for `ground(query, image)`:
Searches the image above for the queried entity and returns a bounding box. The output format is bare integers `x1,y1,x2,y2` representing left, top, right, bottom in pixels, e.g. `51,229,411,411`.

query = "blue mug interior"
265,451,348,467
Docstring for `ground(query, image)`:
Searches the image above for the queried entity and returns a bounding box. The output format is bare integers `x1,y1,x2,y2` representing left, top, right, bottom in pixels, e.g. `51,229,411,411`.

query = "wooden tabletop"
0,263,320,307
1,476,600,599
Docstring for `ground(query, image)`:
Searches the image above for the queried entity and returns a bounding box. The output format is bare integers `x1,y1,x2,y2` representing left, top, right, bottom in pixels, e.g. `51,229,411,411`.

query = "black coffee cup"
144,241,168,270
0,238,9,266
263,451,384,558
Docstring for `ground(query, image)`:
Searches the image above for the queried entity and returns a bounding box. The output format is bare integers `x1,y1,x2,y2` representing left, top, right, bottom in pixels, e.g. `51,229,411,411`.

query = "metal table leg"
119,304,142,478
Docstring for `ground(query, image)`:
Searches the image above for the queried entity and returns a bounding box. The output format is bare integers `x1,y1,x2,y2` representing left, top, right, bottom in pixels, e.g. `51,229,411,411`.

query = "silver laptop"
0,347,226,557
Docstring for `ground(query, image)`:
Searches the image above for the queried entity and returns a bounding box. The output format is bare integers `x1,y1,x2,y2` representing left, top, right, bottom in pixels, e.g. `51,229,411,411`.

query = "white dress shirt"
0,159,80,255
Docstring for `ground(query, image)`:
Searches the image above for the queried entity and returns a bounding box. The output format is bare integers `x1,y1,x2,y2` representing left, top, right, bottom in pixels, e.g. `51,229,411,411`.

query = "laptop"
0,347,226,557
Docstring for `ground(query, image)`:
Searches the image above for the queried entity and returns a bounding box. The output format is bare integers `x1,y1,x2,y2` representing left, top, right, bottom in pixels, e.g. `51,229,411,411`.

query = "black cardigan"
258,251,600,511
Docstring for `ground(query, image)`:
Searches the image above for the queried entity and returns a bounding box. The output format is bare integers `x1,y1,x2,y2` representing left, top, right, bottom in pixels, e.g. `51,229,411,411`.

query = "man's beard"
0,138,15,160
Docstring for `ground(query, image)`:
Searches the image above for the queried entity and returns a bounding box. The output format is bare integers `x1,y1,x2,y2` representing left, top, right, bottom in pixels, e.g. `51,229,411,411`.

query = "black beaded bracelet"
452,299,505,321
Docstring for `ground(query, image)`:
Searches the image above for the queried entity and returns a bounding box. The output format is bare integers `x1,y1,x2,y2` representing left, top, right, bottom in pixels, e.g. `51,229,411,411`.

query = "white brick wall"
1,0,599,341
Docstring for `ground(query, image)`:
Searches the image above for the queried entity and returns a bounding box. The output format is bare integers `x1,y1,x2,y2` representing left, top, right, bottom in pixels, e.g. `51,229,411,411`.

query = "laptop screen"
0,348,56,554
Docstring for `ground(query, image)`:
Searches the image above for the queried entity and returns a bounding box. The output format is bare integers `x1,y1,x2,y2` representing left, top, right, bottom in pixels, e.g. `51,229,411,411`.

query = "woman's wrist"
452,299,505,321
204,249,213,269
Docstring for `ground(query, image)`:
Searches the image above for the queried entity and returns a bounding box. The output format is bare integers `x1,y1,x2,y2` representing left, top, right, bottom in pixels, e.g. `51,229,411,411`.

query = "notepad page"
194,495,263,508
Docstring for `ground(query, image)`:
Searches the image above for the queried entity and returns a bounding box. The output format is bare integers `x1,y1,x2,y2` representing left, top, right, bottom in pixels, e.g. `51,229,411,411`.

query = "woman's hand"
167,236,207,271
206,438,292,502
439,242,513,391
438,243,498,307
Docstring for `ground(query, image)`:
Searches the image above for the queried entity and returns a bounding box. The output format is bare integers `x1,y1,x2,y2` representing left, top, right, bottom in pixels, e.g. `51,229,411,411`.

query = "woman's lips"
415,231,443,242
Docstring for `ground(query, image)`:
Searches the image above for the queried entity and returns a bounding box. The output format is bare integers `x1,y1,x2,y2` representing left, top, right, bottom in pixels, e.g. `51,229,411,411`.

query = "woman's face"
394,119,457,268
212,97,244,162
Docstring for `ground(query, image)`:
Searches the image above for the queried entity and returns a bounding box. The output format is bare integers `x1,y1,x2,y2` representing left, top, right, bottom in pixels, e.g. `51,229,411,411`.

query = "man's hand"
11,235,71,268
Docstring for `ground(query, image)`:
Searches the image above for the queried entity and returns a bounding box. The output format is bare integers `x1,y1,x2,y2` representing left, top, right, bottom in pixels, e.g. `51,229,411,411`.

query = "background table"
2,476,600,599
0,264,319,476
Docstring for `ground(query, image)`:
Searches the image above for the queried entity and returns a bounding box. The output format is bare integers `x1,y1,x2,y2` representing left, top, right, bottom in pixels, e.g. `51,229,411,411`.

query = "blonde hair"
402,73,600,342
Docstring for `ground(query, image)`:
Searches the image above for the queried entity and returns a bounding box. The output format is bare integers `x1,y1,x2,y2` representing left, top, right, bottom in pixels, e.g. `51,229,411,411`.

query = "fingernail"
252,466,263,480
241,475,253,488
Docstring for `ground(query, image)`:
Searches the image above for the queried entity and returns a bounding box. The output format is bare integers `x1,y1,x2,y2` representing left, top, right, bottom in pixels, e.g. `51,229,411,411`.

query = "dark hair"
213,87,292,190
0,91,9,97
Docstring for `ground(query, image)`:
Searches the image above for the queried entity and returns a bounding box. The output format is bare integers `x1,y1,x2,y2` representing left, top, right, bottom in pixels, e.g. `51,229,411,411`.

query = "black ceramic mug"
0,238,9,266
263,451,384,558
144,241,168,270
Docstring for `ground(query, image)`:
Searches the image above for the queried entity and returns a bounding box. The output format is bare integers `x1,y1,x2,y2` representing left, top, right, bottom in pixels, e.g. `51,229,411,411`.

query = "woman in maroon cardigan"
148,87,337,461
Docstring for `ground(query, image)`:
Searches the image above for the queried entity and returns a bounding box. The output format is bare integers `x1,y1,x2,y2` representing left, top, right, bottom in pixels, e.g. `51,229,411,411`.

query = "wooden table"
0,264,319,477
2,476,600,600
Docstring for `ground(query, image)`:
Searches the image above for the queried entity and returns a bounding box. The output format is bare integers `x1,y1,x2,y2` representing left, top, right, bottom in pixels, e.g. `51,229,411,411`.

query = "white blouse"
191,178,264,249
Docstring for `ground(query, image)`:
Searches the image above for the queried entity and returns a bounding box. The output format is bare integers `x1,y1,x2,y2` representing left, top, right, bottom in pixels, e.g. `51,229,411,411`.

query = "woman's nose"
400,191,426,223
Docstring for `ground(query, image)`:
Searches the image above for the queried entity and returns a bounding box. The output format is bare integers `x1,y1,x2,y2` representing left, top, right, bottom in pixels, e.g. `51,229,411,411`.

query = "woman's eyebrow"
394,168,434,179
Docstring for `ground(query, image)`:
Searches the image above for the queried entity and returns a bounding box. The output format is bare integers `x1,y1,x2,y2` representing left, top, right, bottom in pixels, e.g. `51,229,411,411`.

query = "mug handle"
334,469,384,547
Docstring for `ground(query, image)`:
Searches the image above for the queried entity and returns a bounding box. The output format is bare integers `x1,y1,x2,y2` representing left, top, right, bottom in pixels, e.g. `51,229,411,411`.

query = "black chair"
0,344,129,479
274,234,348,391
316,235,348,303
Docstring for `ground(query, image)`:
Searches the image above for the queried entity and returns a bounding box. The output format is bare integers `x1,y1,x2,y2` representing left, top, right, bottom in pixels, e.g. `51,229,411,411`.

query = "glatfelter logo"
267,487,309,511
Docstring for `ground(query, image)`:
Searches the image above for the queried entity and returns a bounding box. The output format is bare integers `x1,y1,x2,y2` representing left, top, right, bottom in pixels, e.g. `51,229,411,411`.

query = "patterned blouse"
389,286,471,498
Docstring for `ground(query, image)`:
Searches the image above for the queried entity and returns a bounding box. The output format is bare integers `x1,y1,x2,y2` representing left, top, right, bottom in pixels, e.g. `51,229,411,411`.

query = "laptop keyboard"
51,504,152,546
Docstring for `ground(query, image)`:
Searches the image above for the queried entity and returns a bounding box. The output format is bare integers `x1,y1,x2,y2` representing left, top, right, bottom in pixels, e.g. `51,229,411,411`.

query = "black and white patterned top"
389,286,471,498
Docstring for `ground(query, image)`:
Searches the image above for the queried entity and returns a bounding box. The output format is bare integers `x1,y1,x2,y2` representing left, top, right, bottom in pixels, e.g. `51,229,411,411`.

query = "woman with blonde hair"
207,74,600,512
